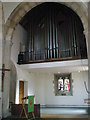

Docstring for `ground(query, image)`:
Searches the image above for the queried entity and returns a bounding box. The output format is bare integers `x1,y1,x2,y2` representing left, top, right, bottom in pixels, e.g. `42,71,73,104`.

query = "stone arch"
5,2,88,46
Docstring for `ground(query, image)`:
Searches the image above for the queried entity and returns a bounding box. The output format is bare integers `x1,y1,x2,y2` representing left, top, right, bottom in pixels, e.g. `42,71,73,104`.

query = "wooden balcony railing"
17,47,83,64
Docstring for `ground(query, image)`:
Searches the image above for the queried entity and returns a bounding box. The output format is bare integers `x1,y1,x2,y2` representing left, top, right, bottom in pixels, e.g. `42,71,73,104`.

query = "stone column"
2,30,12,117
0,2,3,119
88,2,90,98
84,28,88,53
88,2,90,117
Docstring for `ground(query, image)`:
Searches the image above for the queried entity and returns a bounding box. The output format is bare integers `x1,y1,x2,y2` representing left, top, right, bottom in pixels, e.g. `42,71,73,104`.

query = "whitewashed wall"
15,69,36,104
3,2,20,23
14,71,88,106
45,72,88,106
32,72,88,106
10,23,88,106
9,61,16,104
10,24,27,104
11,24,27,64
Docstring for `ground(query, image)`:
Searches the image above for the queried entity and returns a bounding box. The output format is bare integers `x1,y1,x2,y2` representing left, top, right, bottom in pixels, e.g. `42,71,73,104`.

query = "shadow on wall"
9,61,17,104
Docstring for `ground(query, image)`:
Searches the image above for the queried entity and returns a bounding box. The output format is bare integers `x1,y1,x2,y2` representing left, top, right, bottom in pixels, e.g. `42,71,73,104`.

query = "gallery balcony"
17,47,87,64
17,2,87,65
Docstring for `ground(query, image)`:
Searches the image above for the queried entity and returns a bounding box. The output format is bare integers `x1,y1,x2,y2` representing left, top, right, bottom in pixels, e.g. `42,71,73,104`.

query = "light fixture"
58,72,60,74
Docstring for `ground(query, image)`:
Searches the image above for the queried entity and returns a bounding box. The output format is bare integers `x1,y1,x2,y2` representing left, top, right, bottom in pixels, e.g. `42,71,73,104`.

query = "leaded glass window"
54,73,72,96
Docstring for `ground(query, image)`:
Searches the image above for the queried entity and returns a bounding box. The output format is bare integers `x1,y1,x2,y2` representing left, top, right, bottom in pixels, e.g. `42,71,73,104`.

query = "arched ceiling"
3,2,88,42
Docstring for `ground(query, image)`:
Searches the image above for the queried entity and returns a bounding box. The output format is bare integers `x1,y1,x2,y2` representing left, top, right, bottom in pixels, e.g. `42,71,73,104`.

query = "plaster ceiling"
18,59,88,73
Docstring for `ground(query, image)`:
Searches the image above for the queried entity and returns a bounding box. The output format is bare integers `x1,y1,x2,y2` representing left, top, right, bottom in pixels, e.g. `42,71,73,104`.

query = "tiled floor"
41,114,89,118
2,118,89,120
2,114,89,120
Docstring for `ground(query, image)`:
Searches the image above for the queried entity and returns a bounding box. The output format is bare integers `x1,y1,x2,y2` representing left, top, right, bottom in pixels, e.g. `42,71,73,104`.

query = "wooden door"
19,81,24,104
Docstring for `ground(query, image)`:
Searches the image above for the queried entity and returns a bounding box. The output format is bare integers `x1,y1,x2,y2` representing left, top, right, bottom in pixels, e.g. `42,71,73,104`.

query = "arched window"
55,74,72,96
18,2,87,64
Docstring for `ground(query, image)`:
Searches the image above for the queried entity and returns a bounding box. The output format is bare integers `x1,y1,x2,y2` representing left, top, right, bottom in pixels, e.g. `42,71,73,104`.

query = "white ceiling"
18,59,88,74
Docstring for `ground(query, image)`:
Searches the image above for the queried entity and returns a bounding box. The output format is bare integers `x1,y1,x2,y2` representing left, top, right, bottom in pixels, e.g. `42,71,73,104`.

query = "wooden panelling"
11,104,40,118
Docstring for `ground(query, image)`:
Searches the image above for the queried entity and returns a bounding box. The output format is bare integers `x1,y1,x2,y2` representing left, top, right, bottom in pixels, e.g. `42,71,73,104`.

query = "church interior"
0,1,90,120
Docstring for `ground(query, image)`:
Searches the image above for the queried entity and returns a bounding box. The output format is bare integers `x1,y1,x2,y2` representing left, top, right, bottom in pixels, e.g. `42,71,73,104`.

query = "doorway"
19,81,28,104
19,81,24,104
